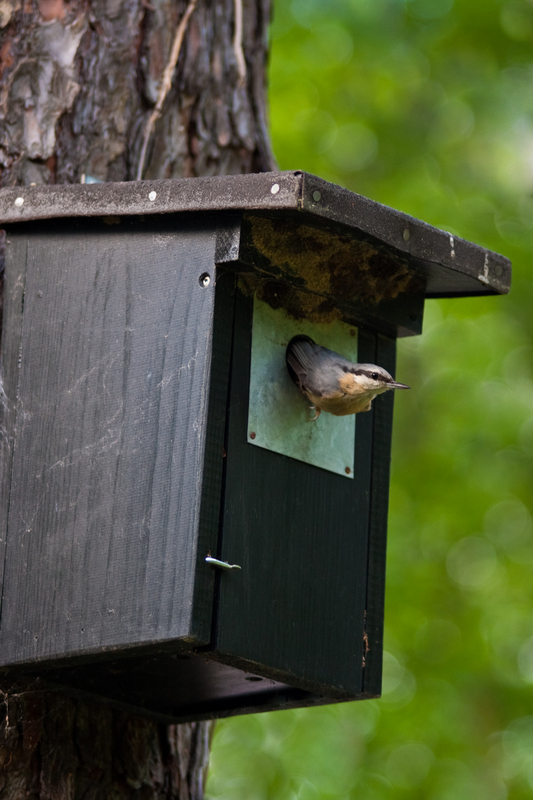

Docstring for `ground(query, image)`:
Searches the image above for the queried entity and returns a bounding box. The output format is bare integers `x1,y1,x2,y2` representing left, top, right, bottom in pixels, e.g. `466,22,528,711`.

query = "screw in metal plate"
148,191,157,201
345,466,351,475
249,431,256,440
14,197,24,207
199,273,211,287
271,183,280,194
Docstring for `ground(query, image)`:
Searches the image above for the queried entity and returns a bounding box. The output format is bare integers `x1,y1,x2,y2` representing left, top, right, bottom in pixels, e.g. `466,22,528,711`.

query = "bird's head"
340,364,410,397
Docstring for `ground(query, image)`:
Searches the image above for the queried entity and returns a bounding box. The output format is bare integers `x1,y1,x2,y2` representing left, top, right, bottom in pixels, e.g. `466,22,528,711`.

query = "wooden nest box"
0,172,511,721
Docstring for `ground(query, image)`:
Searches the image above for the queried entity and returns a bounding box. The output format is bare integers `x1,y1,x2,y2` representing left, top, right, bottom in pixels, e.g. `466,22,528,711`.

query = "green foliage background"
207,1,533,797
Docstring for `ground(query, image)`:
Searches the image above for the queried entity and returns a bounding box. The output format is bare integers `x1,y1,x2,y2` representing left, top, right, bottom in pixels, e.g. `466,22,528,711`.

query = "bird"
286,334,410,420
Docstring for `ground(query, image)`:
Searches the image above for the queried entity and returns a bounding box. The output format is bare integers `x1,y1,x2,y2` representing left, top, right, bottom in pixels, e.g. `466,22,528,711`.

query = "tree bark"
0,0,275,185
0,0,275,796
0,678,215,799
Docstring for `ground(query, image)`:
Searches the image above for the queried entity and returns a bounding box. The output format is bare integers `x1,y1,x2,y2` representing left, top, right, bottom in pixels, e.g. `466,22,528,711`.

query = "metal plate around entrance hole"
247,297,358,478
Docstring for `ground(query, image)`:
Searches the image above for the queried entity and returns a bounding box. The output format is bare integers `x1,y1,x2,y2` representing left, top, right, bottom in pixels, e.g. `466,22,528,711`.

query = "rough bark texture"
0,0,275,185
0,0,275,796
0,679,215,799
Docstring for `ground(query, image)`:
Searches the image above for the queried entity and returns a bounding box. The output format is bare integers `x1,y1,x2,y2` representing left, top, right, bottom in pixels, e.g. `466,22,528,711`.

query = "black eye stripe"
343,367,387,382
354,369,382,380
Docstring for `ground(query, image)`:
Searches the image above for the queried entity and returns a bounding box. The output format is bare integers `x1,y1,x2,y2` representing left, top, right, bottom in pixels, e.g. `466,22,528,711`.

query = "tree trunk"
0,678,215,799
0,0,275,185
0,0,275,796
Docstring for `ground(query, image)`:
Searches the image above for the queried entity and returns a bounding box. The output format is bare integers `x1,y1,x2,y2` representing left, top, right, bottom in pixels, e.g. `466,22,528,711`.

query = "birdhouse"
0,172,510,722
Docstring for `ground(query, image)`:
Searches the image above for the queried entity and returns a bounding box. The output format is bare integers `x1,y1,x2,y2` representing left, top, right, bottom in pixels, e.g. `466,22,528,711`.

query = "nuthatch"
286,334,410,420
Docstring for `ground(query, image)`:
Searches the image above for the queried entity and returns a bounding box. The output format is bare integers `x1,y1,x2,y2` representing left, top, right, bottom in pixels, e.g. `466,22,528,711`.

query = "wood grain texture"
213,290,377,696
0,217,223,665
0,233,27,604
362,332,397,697
190,267,236,641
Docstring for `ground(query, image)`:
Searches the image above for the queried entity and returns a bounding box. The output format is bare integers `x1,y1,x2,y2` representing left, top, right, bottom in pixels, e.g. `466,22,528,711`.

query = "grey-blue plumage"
286,334,410,418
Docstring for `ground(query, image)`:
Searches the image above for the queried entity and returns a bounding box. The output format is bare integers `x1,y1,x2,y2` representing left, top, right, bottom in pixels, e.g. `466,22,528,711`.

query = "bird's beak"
389,381,410,390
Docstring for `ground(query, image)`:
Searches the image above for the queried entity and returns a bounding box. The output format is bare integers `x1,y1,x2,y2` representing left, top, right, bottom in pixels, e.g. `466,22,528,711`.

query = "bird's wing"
286,336,314,390
286,336,350,398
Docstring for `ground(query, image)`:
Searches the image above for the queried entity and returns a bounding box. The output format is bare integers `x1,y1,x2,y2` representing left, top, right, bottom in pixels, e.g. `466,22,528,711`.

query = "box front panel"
362,332,397,698
0,218,220,665
214,289,378,696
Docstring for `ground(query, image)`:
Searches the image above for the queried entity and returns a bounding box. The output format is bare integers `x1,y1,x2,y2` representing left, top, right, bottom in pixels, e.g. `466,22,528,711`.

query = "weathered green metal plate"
247,297,358,478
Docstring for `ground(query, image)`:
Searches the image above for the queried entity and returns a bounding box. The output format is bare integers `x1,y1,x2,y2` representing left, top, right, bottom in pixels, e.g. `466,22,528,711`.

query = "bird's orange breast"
304,388,372,416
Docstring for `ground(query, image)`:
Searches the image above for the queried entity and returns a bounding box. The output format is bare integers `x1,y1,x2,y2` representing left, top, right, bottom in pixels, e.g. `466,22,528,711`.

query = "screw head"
270,183,280,195
249,431,256,440
402,228,410,241
345,466,351,475
199,273,211,287
148,191,157,201
312,190,321,202
14,196,24,207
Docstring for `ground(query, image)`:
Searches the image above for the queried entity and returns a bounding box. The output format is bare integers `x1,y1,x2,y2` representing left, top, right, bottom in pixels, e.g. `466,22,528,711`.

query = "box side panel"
0,233,27,600
0,218,220,665
214,289,376,696
362,332,397,697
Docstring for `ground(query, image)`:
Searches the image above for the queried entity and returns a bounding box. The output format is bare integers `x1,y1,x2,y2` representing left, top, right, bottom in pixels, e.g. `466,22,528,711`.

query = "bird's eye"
371,372,379,380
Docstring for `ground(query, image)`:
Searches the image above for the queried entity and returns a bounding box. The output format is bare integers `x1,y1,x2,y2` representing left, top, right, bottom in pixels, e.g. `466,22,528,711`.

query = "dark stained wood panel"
213,291,377,695
0,234,27,601
0,219,223,665
362,332,397,697
190,268,237,641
